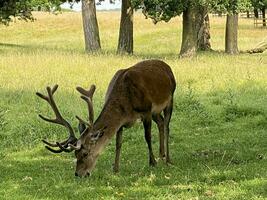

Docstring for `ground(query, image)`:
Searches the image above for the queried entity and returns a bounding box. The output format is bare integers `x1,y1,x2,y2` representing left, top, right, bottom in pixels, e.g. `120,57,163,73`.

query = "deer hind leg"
152,114,165,160
143,116,157,166
113,127,123,173
163,98,173,164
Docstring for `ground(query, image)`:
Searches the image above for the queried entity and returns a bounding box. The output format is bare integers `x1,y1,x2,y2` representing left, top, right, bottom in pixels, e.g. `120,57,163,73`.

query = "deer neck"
91,102,126,156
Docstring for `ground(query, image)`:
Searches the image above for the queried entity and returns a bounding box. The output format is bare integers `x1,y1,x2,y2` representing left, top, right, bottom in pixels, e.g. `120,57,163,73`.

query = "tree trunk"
180,6,198,57
254,9,259,18
225,14,239,54
246,11,250,18
262,7,266,27
117,0,133,54
82,0,101,52
196,7,211,51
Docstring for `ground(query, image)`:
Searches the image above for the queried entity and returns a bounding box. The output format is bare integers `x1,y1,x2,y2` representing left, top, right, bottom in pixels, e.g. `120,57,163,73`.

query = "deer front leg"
143,116,157,166
113,127,123,173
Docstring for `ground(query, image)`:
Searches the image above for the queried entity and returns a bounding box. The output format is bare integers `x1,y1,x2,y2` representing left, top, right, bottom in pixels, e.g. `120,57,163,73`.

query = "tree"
1,0,101,53
0,0,73,25
117,0,134,54
225,13,239,54
211,0,251,54
0,0,69,25
61,0,102,52
134,0,211,57
0,0,34,25
34,0,102,52
263,8,266,26
251,0,267,26
225,0,240,54
180,3,212,57
179,4,198,57
82,0,101,52
197,6,211,51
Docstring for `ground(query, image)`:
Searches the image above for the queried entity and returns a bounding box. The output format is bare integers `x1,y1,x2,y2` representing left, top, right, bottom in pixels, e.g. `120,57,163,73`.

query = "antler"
36,85,78,153
76,85,96,129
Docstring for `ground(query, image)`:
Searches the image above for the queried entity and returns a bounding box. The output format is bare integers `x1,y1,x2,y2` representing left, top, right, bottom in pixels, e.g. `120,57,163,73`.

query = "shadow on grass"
0,43,25,48
0,81,267,199
0,41,242,61
0,42,85,55
0,41,179,61
0,143,266,199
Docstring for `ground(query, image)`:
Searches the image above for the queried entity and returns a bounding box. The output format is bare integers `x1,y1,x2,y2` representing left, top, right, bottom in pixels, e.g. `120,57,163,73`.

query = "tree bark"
180,6,198,57
82,0,101,52
180,5,211,57
246,11,250,18
225,14,239,54
196,7,211,51
262,7,266,27
117,0,133,54
254,9,259,18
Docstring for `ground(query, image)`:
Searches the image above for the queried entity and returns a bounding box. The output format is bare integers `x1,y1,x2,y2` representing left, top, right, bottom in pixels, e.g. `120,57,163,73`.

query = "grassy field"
0,11,267,199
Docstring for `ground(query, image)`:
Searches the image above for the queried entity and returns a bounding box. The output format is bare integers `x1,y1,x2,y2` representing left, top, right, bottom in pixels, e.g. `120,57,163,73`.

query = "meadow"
0,11,266,199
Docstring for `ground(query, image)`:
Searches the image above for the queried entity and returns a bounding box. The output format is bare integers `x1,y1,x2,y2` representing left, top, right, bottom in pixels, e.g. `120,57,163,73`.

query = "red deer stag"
37,59,176,177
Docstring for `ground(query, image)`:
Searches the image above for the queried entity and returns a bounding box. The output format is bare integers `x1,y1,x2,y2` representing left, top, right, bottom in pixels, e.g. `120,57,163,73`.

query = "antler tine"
42,138,71,147
76,85,96,99
36,92,49,101
75,115,92,128
80,96,94,124
36,85,77,153
56,142,74,153
35,85,58,102
76,84,96,126
51,85,58,94
68,141,81,151
56,140,82,153
45,146,64,153
45,86,76,138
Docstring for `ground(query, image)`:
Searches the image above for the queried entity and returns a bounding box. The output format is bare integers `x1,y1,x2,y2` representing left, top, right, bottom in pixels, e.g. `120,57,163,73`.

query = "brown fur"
37,59,176,177
75,59,176,177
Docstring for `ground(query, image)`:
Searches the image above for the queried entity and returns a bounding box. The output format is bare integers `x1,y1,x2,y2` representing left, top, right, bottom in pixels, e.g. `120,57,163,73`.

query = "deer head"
36,84,104,177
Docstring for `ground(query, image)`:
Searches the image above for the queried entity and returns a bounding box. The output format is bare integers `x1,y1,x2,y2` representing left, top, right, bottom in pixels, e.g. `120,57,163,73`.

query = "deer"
36,59,176,177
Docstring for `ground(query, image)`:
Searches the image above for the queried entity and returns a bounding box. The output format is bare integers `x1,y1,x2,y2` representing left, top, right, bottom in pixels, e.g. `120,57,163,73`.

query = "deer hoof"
112,164,119,173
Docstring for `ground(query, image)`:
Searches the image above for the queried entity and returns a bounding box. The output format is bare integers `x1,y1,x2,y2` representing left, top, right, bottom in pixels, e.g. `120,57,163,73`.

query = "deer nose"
75,172,78,177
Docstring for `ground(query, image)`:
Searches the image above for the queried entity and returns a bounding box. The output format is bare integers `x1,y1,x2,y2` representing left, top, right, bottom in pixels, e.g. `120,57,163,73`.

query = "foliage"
0,12,267,199
251,0,267,9
31,0,62,11
131,0,211,23
0,0,34,25
210,0,252,14
0,0,79,25
131,0,252,23
131,0,184,23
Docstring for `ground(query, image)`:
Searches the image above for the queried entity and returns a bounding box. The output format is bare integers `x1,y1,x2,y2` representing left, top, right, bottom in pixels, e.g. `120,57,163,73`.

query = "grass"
0,11,267,199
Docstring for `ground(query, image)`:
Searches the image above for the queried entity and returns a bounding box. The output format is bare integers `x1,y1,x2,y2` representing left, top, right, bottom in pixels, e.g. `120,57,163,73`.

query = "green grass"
0,11,267,199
